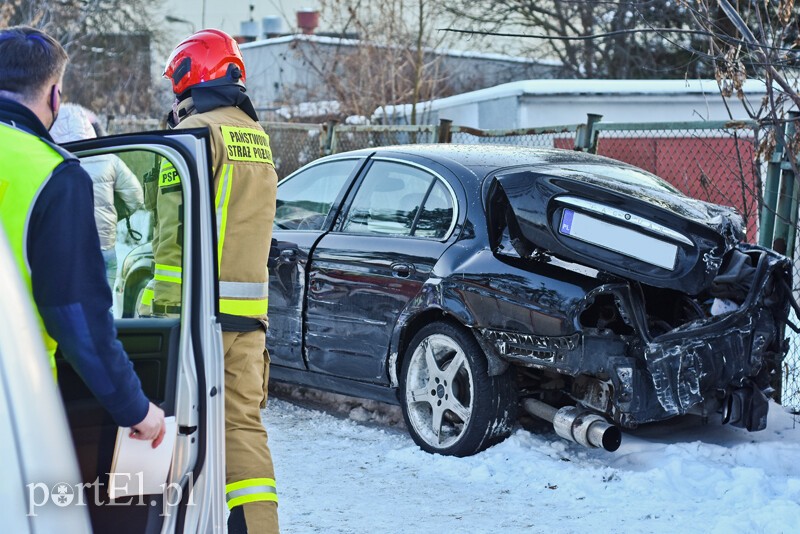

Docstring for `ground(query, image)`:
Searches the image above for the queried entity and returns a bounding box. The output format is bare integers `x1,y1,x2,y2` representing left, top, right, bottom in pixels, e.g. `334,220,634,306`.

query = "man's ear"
50,84,60,112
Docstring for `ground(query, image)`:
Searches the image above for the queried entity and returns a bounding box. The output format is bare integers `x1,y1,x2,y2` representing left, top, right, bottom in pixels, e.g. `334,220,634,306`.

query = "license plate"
559,209,677,270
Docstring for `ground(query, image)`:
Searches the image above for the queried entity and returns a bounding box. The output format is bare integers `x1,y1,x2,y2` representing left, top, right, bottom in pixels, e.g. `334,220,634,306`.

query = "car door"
59,131,225,533
305,157,460,383
268,157,366,369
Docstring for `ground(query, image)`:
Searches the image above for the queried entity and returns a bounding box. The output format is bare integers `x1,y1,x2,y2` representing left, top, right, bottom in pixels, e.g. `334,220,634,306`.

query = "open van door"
58,129,225,532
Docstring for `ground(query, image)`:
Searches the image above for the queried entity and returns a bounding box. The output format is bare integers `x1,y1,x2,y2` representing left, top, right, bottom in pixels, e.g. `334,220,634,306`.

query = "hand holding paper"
109,415,178,499
130,401,167,447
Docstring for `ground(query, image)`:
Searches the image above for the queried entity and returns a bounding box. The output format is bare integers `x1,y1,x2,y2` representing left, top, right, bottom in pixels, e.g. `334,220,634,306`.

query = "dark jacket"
0,97,149,427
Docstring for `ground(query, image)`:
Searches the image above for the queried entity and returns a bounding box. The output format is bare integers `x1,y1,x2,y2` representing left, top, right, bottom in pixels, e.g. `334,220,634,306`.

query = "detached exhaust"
523,398,622,452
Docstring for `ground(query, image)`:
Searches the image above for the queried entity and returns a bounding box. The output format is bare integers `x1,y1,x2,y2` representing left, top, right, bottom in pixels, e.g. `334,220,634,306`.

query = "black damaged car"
147,143,795,456
265,144,795,456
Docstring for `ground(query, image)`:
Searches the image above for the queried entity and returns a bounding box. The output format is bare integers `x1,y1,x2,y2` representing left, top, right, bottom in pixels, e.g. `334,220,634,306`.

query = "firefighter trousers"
223,329,279,534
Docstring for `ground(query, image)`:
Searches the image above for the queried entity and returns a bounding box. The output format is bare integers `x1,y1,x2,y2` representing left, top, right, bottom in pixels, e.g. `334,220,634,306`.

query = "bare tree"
442,0,715,79
284,0,462,123
1,0,168,117
679,0,800,254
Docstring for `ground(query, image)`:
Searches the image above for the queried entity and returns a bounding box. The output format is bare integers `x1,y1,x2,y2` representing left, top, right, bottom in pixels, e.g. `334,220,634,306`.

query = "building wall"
240,39,301,110
384,80,766,127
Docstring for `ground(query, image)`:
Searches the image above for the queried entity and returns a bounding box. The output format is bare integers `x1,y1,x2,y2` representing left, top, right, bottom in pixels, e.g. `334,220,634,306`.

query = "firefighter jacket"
0,97,149,427
150,96,277,325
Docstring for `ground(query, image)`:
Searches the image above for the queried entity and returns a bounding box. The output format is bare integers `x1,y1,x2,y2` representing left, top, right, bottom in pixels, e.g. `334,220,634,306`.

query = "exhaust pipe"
523,398,622,452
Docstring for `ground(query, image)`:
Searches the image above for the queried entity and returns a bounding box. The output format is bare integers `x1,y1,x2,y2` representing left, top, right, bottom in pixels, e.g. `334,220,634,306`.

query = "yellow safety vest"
0,122,65,377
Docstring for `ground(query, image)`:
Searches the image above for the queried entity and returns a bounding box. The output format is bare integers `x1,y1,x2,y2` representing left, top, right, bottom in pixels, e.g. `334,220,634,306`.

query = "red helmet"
163,28,246,95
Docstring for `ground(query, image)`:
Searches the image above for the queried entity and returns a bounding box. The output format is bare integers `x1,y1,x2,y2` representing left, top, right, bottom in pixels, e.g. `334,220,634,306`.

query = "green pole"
758,122,785,249
774,115,797,255
786,112,800,258
586,113,603,154
575,113,602,152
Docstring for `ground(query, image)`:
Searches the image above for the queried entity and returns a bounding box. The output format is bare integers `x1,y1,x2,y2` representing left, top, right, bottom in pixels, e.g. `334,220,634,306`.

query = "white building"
239,35,565,112
379,79,769,128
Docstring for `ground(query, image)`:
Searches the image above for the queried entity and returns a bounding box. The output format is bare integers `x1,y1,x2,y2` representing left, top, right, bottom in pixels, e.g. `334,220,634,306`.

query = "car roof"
328,144,642,181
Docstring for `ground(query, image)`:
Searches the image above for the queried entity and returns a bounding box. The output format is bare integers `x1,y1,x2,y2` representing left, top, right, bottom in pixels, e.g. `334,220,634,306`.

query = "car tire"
400,321,517,456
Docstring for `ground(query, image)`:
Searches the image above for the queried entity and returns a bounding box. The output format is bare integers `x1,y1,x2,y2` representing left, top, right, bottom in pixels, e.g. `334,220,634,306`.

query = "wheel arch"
390,307,455,388
389,306,508,387
122,266,153,316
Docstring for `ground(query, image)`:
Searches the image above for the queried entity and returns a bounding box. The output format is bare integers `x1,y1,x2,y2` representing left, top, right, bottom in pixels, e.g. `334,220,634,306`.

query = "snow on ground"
265,385,800,534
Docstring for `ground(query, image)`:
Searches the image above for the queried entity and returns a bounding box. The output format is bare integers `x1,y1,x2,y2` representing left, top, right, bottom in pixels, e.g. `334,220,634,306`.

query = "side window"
81,149,184,320
415,180,455,239
275,159,357,230
341,160,453,239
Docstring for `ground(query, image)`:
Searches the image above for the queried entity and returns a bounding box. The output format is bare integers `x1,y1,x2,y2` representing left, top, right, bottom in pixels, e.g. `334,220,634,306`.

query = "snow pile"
265,389,800,533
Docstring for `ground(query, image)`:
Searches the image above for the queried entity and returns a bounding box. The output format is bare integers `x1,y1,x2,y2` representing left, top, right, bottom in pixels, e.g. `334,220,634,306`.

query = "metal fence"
449,123,583,149
263,122,326,178
106,117,161,134
591,120,762,241
101,113,799,409
330,124,439,153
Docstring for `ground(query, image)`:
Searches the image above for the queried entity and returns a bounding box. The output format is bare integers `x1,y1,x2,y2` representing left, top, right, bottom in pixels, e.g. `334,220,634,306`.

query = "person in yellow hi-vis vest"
0,26,165,448
160,29,279,534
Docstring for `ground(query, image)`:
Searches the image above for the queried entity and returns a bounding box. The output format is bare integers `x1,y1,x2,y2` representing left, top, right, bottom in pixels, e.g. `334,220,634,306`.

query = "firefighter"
0,26,165,445
159,29,279,533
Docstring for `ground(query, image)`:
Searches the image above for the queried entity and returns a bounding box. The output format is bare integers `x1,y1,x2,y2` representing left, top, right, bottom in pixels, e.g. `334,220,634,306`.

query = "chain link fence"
261,122,325,178
591,121,762,242
449,124,582,149
329,124,439,153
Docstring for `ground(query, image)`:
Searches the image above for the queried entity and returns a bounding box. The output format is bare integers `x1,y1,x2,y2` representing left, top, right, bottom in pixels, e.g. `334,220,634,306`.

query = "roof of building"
377,78,769,117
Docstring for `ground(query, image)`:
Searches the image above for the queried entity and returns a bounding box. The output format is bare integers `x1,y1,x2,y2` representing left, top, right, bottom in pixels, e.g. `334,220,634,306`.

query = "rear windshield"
543,163,683,195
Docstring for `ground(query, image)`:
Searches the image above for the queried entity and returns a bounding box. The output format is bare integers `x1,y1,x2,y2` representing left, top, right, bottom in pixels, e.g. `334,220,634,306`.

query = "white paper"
108,415,177,499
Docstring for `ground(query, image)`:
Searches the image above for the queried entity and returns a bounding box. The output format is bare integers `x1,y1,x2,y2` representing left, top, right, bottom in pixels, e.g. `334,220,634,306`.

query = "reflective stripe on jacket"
0,121,64,375
225,477,278,509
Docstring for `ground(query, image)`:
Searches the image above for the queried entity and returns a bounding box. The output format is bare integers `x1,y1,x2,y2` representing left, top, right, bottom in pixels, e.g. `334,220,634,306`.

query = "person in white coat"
51,103,143,287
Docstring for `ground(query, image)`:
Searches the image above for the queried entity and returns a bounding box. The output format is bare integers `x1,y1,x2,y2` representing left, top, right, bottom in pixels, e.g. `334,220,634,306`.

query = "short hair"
0,26,68,100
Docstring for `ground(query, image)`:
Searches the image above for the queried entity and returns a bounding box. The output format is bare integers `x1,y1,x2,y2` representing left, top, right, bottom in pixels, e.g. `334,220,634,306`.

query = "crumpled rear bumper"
639,245,791,429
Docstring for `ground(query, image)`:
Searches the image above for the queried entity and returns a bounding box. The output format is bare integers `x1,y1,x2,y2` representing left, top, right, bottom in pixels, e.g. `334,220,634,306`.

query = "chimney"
263,16,283,38
296,9,319,35
238,19,259,42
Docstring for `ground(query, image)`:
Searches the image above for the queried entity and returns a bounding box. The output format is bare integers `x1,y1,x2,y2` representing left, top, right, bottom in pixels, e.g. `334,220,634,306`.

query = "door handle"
392,263,414,278
279,248,298,264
